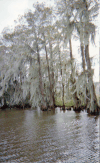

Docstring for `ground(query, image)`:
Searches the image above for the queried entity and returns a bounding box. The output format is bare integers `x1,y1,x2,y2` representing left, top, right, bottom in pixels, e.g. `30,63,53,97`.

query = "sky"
0,0,55,33
0,0,99,82
0,0,49,32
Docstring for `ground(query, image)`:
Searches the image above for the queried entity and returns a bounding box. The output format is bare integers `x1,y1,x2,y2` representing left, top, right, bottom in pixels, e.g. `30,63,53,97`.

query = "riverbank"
0,104,99,115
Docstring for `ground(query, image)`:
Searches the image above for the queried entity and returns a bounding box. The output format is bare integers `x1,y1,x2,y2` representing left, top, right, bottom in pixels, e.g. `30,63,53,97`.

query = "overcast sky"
0,0,54,33
0,0,99,82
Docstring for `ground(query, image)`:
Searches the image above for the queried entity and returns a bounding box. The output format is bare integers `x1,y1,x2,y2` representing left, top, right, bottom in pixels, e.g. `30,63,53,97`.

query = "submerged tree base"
66,107,71,110
0,103,99,115
0,104,9,110
73,105,86,112
87,105,100,115
0,103,31,110
41,104,55,111
41,105,48,111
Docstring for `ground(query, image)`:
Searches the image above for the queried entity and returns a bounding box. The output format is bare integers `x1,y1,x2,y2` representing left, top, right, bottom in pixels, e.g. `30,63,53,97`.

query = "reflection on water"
0,108,99,162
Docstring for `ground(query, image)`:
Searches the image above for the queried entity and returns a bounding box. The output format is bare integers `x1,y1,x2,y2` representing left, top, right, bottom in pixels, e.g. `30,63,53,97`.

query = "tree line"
0,0,99,114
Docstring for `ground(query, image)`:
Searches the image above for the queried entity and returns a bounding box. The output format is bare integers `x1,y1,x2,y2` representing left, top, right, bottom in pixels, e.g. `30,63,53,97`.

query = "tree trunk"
69,39,81,109
85,45,98,113
58,41,65,107
62,84,65,106
36,43,46,109
48,41,55,108
44,41,54,108
81,44,85,71
80,43,87,106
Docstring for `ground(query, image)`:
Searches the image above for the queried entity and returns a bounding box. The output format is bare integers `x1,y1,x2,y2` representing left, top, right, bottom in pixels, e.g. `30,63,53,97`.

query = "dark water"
0,108,99,163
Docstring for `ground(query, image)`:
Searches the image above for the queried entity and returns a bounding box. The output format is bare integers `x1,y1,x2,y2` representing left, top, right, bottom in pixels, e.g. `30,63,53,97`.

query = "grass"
55,97,74,107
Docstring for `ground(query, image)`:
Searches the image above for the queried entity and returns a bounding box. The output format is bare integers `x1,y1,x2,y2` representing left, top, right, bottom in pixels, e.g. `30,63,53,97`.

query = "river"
0,108,99,162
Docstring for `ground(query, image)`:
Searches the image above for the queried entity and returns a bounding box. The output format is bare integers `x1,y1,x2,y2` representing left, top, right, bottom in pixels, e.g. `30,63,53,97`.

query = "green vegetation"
55,98,74,107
